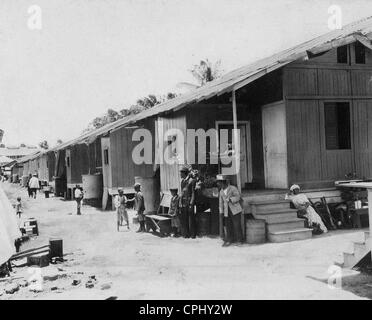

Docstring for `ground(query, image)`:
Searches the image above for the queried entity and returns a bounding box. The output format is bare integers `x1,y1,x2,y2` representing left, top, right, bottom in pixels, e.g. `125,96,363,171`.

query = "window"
324,102,351,150
104,149,109,165
66,156,70,167
355,42,366,64
337,45,348,64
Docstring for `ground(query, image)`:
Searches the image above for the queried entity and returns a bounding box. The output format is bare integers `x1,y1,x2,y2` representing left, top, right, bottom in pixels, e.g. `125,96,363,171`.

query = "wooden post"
232,90,245,240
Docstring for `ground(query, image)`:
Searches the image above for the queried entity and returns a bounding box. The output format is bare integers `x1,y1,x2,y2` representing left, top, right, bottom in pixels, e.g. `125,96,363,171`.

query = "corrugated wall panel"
158,112,187,192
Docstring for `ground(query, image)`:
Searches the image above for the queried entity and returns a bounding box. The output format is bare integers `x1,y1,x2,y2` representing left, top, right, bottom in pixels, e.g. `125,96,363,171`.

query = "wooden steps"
250,199,312,243
343,231,371,268
268,228,313,243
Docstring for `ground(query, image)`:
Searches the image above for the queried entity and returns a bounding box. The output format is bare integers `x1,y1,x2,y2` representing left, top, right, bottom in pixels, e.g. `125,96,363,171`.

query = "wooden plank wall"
353,100,372,179
110,118,155,189
38,154,49,181
158,112,187,192
284,43,372,187
101,137,112,189
47,152,56,182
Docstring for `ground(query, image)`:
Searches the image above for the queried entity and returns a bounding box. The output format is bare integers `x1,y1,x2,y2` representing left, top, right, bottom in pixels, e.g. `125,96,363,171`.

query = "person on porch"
217,174,244,247
179,165,196,239
285,184,328,234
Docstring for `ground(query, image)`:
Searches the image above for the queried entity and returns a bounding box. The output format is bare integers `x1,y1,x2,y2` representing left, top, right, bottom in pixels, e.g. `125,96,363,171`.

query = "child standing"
127,183,146,233
15,196,22,218
115,188,129,231
169,188,180,237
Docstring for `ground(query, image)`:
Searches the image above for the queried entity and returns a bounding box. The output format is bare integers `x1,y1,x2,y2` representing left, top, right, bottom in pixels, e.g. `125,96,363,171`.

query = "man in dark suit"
179,165,196,238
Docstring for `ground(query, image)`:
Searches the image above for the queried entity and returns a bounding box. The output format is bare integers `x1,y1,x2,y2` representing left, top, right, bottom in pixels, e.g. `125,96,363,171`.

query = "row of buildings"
10,16,372,242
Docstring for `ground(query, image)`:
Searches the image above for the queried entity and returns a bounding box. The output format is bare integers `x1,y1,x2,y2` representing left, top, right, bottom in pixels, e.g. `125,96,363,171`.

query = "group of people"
113,165,245,247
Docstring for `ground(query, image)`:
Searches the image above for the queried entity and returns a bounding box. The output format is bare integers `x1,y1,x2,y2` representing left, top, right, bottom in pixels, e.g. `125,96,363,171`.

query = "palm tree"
177,59,223,91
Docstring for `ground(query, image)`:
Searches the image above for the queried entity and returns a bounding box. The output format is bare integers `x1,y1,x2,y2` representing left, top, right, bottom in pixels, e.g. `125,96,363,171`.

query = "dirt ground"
1,182,371,300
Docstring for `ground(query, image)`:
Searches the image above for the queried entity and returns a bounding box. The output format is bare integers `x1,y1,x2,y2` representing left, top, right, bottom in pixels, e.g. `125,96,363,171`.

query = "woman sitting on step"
285,184,328,234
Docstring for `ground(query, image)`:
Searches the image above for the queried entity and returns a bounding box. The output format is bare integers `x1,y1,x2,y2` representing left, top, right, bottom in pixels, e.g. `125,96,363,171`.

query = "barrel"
49,238,63,258
245,219,266,244
134,176,160,214
197,212,211,236
82,174,103,199
12,174,18,183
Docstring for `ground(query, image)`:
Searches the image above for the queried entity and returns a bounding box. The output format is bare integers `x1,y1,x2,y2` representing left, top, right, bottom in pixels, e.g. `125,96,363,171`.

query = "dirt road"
1,182,371,300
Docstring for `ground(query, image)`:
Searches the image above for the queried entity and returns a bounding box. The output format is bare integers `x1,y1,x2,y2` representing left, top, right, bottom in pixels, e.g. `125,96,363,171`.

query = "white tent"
0,184,21,265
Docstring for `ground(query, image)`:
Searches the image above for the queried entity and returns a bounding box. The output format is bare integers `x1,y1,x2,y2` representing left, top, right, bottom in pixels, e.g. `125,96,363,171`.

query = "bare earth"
1,182,371,300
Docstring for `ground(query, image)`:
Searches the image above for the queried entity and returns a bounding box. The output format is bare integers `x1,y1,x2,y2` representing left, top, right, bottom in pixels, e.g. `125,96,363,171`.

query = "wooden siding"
351,69,372,95
38,154,49,181
353,100,372,178
286,100,322,184
47,152,56,182
101,137,112,189
110,119,155,189
284,44,372,186
158,112,187,192
283,68,317,96
66,144,89,184
317,69,350,96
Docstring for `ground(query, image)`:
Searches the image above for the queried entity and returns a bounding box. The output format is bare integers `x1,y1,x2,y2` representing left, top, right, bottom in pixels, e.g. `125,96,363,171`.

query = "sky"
1,0,372,146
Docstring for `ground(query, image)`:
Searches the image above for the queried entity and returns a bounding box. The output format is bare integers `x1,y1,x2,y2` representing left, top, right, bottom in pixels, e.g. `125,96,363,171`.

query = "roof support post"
232,90,245,240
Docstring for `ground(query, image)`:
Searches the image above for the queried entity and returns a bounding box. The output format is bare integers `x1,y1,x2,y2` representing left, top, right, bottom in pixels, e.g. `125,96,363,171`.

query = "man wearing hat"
28,173,40,199
217,174,244,246
115,188,129,231
179,164,196,238
127,183,146,232
168,186,181,237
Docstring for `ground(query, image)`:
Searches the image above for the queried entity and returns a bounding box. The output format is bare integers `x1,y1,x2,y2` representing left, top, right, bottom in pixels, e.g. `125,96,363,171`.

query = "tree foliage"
190,59,222,86
39,140,49,150
84,93,177,132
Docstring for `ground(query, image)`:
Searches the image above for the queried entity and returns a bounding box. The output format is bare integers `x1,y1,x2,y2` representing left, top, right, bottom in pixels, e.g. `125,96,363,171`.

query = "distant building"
0,145,39,160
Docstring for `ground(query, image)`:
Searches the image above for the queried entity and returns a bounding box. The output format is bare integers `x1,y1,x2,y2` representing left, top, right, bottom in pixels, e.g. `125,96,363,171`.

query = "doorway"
262,101,288,189
216,121,252,187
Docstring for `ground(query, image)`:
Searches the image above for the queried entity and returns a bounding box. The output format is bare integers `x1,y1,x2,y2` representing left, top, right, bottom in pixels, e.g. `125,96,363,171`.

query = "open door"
216,121,252,187
262,101,288,189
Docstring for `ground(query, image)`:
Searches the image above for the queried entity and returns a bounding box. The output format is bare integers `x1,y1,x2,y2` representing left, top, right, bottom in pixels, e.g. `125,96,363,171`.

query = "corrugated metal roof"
16,151,43,164
50,15,372,151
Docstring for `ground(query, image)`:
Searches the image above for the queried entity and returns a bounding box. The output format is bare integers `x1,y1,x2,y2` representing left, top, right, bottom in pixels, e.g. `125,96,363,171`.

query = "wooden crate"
27,253,50,268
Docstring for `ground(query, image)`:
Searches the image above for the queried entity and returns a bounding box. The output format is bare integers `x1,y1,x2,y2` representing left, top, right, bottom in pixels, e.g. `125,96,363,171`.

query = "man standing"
74,185,83,215
28,173,40,199
217,174,244,247
179,165,196,239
